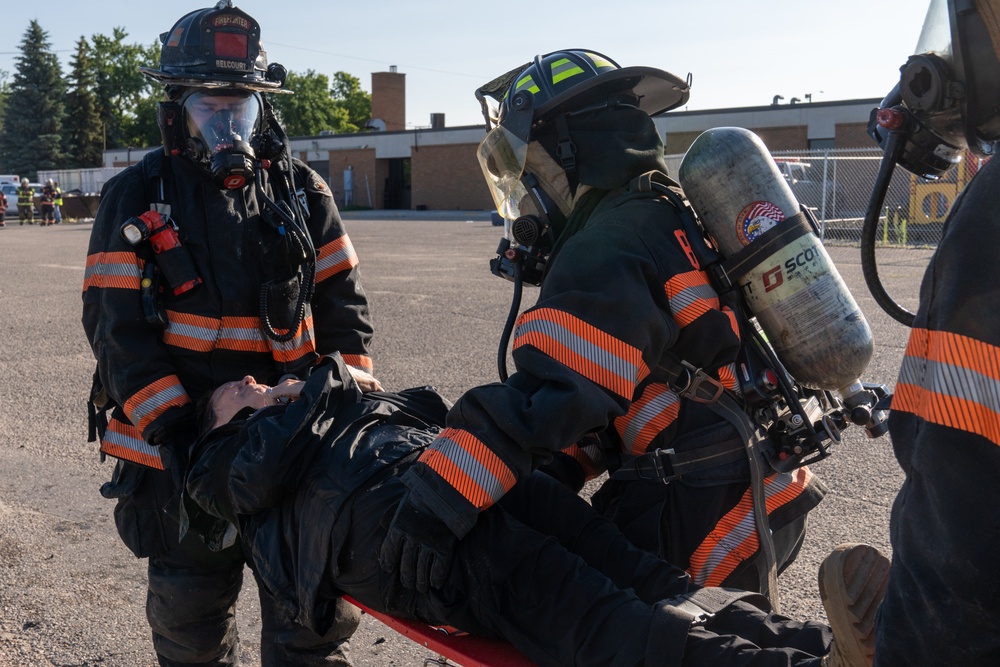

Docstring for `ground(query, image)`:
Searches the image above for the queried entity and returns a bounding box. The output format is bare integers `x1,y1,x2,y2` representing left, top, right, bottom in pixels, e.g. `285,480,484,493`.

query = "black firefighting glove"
379,491,458,593
537,450,586,494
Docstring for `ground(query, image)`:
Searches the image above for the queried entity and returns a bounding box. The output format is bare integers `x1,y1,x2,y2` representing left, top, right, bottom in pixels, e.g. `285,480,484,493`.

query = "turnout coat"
186,355,450,634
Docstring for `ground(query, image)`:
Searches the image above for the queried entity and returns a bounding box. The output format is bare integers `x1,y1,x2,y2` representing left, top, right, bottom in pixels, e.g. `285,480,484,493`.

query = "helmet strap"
522,172,567,234
554,113,578,173
157,101,186,157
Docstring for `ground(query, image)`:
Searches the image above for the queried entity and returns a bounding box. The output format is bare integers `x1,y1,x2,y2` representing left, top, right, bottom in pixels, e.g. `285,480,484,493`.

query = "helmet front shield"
477,124,531,219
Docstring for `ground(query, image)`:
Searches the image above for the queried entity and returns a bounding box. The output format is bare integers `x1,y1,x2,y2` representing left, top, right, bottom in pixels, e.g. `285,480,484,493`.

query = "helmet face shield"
183,89,261,159
477,124,530,219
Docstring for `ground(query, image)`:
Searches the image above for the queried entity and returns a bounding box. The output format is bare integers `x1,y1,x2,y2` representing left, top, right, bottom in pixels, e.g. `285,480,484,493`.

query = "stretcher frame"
343,595,537,667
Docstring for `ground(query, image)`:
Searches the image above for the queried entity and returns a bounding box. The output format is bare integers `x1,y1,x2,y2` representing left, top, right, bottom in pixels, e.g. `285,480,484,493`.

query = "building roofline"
660,97,883,118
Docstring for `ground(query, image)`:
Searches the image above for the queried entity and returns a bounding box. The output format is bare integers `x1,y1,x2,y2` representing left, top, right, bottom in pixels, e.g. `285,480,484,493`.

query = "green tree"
330,72,371,132
122,93,163,150
90,28,158,150
0,70,10,139
0,20,66,178
65,37,104,168
269,69,350,137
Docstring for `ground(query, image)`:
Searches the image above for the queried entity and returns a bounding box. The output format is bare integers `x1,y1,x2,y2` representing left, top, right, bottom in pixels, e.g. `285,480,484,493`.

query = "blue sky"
1,0,929,130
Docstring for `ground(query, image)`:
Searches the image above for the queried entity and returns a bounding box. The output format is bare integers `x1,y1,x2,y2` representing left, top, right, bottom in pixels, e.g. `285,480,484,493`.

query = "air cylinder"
677,127,873,392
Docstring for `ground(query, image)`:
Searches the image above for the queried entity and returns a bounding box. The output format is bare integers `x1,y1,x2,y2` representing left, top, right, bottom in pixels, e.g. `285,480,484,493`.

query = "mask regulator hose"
860,124,916,327
496,261,524,382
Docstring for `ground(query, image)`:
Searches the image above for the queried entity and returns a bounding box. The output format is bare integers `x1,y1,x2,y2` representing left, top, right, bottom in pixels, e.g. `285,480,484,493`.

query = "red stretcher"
343,595,537,667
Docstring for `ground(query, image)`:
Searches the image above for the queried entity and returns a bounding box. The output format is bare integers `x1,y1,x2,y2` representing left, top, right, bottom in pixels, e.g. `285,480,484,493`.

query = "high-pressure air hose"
860,130,916,327
496,261,524,382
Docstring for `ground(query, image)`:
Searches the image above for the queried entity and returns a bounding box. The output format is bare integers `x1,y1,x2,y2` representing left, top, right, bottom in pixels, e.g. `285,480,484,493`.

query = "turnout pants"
103,461,359,666
336,471,831,667
875,428,1000,666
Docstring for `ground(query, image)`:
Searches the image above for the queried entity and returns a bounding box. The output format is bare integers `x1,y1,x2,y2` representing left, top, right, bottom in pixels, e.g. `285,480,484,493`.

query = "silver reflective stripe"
900,355,1000,412
104,427,159,460
316,244,356,276
515,318,641,386
129,384,187,425
668,282,717,313
691,474,794,586
619,388,680,453
434,434,508,505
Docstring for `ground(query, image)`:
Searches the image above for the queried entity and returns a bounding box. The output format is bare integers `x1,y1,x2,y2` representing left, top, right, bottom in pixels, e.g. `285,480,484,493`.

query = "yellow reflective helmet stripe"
550,57,585,85
514,74,540,95
585,52,617,71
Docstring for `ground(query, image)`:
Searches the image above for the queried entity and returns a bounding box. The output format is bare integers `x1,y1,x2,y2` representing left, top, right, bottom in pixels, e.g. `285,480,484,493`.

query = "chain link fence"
665,146,979,250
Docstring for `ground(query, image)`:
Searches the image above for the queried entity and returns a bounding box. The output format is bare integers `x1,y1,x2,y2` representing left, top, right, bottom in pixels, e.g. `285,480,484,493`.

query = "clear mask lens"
184,89,261,155
477,125,530,219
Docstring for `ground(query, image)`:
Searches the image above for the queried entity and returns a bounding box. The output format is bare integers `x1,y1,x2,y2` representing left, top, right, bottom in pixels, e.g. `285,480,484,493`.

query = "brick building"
105,69,882,212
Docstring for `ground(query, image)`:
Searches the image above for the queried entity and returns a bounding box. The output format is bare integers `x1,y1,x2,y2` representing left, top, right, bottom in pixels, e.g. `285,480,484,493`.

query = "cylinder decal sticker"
735,200,785,246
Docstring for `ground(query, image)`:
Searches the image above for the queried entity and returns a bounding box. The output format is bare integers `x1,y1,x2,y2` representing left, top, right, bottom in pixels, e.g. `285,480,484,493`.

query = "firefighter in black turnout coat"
378,50,827,606
867,1,1000,664
81,3,372,665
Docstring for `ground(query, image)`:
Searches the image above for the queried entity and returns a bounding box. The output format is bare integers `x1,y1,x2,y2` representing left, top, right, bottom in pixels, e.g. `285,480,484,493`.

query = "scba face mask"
183,89,262,188
870,0,1000,178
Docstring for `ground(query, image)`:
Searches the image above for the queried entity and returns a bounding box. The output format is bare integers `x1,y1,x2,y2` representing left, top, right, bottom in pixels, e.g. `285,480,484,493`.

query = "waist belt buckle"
664,594,716,626
651,448,679,484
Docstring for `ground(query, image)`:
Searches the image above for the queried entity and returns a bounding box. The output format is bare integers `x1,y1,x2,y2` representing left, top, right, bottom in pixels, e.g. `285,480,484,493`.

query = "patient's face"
209,375,275,428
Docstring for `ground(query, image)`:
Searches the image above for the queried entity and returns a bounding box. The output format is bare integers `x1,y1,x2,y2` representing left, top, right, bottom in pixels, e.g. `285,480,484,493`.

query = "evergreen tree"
0,20,66,178
65,37,104,168
0,70,10,138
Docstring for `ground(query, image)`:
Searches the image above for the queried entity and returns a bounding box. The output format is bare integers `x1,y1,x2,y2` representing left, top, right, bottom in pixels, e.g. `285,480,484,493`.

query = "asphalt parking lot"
0,216,916,666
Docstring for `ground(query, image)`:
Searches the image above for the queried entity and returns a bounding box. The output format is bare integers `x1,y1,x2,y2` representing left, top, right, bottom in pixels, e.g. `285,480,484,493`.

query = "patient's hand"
348,366,384,393
269,378,305,404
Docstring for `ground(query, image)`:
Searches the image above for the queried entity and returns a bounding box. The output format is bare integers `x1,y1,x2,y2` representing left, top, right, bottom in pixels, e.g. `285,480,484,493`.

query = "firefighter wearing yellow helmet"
375,49,886,664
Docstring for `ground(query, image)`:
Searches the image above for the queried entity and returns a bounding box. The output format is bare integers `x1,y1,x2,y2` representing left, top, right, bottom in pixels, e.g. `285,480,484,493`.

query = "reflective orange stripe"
664,270,720,328
265,316,317,363
687,467,814,587
895,327,1000,446
218,315,271,353
162,311,317,363
83,251,143,291
101,416,165,470
718,363,740,393
514,308,648,400
163,310,222,352
123,375,190,434
722,305,740,339
316,235,359,282
342,354,374,373
419,428,516,511
614,383,680,456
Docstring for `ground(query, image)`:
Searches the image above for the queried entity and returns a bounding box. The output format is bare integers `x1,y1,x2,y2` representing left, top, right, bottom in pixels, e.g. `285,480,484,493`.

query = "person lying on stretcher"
183,353,887,667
